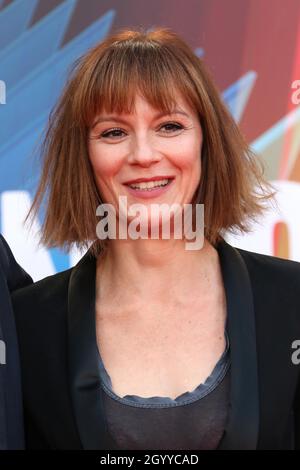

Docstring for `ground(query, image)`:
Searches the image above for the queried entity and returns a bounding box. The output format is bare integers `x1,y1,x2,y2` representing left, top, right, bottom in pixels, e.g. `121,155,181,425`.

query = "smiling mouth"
125,178,173,191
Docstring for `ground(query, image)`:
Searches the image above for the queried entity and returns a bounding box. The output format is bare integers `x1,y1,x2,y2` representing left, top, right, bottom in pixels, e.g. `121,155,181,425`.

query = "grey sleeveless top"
98,331,231,450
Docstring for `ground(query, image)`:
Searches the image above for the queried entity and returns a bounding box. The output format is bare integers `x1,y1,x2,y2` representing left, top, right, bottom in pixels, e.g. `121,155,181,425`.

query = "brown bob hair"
27,26,274,256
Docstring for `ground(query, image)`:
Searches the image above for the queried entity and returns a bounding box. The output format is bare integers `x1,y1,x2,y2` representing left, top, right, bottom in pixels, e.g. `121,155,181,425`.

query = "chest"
95,295,227,400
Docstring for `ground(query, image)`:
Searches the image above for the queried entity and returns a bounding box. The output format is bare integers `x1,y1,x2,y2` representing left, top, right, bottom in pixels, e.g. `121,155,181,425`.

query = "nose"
127,134,162,167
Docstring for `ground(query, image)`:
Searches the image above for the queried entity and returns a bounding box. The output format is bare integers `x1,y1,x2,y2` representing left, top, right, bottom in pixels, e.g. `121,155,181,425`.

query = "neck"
96,237,221,305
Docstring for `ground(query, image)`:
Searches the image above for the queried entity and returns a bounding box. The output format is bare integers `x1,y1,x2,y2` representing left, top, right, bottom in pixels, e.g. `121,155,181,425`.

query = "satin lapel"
217,239,260,449
67,250,118,450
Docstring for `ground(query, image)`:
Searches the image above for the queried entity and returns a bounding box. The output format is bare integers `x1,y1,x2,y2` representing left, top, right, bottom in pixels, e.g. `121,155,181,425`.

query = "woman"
12,27,300,450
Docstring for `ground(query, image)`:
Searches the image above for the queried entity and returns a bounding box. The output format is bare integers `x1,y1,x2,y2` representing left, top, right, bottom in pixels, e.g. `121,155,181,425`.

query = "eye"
159,122,184,133
100,127,126,139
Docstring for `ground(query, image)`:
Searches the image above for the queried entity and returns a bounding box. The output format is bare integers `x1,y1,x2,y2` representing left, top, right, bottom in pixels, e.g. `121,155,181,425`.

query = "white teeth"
128,179,170,190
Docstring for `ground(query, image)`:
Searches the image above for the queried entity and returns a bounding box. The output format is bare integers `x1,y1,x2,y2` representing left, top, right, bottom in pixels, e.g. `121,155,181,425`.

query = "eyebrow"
91,109,190,128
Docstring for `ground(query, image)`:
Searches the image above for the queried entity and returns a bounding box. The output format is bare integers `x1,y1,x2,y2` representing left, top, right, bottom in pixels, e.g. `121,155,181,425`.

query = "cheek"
88,144,122,178
173,141,201,172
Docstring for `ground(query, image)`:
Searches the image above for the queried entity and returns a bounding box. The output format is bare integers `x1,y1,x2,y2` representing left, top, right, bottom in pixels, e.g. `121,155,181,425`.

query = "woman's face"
88,92,202,232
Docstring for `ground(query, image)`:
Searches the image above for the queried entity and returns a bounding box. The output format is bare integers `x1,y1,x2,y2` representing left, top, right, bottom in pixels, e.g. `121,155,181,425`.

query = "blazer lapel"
216,238,260,449
67,250,118,450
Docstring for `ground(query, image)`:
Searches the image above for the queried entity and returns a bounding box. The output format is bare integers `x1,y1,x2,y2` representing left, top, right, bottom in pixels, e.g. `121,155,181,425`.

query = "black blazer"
11,238,300,450
0,235,33,449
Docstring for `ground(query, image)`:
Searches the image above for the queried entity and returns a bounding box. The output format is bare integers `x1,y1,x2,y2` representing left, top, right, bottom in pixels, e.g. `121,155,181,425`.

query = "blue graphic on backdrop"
0,0,115,271
0,0,38,50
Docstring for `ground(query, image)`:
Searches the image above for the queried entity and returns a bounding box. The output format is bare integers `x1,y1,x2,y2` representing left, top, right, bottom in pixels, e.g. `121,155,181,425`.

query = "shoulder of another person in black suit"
0,234,33,290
